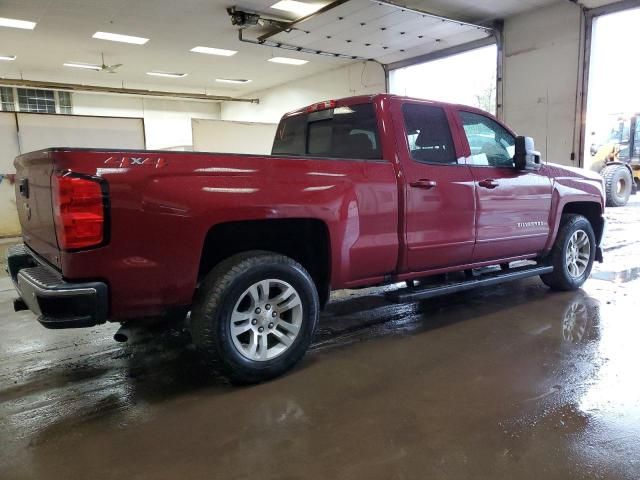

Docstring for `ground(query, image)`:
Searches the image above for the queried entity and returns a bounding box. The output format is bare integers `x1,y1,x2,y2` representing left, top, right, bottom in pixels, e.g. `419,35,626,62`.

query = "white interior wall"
0,114,21,237
220,61,386,124
502,1,583,167
16,113,145,152
192,119,278,155
72,93,222,150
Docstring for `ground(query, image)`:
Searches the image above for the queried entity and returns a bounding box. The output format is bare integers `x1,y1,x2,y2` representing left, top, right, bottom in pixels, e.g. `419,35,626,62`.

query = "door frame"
578,0,640,167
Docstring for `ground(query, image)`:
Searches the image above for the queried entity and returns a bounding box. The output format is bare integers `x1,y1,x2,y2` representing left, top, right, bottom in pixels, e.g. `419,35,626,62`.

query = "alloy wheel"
230,279,303,361
565,230,591,278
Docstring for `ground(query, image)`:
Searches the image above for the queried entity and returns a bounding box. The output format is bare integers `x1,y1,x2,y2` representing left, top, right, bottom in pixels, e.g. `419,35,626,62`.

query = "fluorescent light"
0,55,16,61
147,71,188,78
215,78,252,84
191,46,237,56
0,17,36,30
268,56,308,65
93,31,149,45
271,1,322,16
64,62,102,71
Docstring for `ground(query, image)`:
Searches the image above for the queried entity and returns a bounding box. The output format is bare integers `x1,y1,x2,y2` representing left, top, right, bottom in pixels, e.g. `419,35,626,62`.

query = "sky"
586,7,640,143
388,45,497,112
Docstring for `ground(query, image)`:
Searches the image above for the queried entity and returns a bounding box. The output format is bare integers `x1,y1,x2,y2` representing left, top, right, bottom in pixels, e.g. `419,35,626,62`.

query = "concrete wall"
502,1,583,166
220,61,386,123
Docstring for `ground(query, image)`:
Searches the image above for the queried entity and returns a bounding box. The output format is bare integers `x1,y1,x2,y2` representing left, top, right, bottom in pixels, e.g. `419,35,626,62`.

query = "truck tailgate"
14,150,60,268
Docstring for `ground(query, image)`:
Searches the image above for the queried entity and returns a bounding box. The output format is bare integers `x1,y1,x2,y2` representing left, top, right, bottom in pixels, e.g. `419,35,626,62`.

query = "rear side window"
272,103,381,160
272,113,306,156
402,104,457,165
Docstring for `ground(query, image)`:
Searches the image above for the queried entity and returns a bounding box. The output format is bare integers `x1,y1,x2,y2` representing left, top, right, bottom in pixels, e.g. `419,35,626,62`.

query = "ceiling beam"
0,78,259,103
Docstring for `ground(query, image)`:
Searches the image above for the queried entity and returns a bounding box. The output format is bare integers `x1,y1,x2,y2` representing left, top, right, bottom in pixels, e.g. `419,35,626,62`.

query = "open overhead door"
259,0,495,66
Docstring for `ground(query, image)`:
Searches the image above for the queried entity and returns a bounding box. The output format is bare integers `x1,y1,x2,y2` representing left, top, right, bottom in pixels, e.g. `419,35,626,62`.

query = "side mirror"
514,136,542,170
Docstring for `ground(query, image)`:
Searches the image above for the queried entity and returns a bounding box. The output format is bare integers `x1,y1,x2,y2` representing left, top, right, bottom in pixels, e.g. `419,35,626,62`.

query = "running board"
387,265,554,303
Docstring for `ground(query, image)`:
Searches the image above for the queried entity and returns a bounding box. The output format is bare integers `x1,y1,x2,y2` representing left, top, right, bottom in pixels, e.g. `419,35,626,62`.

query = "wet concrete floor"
1,198,640,479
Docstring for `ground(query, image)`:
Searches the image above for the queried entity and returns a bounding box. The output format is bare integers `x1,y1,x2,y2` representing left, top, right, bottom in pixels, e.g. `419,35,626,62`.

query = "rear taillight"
52,173,107,250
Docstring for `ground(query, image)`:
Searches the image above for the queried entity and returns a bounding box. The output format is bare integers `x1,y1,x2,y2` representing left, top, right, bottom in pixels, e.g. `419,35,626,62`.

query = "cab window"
402,103,457,165
272,103,381,160
459,111,515,167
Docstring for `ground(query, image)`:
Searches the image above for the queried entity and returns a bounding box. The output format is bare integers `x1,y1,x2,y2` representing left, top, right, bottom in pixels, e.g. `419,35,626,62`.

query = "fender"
544,188,604,257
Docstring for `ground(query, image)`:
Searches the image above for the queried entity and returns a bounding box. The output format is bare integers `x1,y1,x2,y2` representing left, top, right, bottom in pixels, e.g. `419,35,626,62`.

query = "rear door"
392,100,476,272
454,109,552,262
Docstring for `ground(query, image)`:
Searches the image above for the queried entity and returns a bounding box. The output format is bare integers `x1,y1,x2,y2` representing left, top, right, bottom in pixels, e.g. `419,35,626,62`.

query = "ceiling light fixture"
93,31,149,45
191,46,237,56
64,62,102,71
0,17,36,30
215,78,252,84
0,55,17,61
268,56,308,65
270,0,322,16
147,71,188,78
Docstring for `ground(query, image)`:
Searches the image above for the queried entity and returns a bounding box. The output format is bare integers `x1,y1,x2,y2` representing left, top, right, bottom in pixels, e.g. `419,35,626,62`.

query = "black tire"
540,214,596,291
602,164,632,207
191,251,319,384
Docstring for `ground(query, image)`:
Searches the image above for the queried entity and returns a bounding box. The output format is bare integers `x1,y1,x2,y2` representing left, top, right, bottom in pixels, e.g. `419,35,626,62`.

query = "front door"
455,109,553,262
393,101,476,272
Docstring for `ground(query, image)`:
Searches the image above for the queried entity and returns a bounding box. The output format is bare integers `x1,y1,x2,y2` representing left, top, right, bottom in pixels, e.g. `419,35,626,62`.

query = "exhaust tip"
114,332,128,342
114,325,130,343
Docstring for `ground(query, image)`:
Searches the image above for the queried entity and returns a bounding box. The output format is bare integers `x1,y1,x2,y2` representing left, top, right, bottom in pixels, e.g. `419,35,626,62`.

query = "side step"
387,264,553,303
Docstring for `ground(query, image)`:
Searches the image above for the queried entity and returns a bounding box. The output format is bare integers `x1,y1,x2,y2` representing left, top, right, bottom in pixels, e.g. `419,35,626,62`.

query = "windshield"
607,119,631,144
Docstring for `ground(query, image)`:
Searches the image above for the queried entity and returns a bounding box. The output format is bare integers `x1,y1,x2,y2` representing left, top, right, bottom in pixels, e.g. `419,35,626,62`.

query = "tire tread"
602,164,632,207
540,214,595,291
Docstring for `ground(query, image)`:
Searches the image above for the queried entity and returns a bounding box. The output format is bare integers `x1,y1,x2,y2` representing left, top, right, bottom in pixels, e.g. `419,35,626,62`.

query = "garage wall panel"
0,113,20,174
502,2,582,166
0,112,144,237
16,113,145,153
192,119,277,155
71,93,221,150
1,113,21,237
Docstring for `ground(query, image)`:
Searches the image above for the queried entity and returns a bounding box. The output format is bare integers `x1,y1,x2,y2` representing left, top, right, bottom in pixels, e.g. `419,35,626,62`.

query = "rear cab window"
272,103,382,160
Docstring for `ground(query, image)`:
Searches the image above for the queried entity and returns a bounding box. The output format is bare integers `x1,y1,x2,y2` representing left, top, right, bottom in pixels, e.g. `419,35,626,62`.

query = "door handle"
410,179,437,189
478,179,499,189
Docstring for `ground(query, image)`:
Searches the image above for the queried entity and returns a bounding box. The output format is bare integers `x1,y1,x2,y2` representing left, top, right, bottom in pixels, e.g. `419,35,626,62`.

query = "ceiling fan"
99,53,123,73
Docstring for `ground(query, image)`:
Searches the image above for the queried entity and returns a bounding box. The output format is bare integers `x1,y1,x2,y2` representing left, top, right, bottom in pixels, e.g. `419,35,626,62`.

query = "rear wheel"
602,164,632,207
191,251,319,384
540,214,595,291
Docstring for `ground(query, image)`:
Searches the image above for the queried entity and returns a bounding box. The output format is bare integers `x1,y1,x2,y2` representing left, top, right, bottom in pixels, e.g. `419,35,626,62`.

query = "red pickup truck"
8,94,605,383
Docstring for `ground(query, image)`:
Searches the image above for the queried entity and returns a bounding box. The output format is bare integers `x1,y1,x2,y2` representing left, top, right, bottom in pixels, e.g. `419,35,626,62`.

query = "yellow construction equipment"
587,114,640,207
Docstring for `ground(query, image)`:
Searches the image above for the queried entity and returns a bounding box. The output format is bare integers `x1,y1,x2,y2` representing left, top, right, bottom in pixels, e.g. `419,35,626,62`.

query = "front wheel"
191,251,319,384
540,214,596,291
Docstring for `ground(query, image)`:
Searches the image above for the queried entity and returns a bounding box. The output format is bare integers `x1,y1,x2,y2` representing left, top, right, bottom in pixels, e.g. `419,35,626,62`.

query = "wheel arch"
198,218,332,308
561,202,604,245
545,199,604,258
